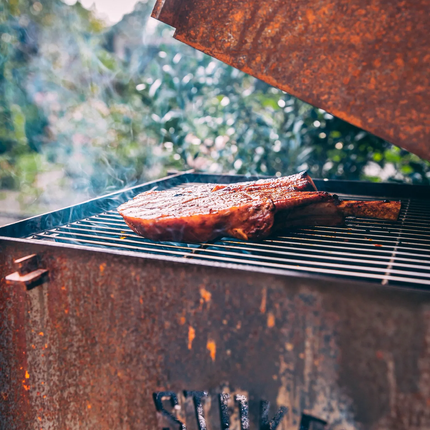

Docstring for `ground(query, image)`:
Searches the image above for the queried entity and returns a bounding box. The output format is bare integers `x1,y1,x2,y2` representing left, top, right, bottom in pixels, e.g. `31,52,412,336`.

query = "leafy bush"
0,0,429,214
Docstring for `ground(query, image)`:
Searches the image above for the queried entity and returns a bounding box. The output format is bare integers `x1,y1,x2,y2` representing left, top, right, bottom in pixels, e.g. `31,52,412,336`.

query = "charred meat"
118,173,401,243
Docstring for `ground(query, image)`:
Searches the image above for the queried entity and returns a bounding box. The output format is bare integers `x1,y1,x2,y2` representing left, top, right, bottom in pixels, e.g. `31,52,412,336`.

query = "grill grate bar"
73,218,430,250
289,230,430,245
32,226,430,278
86,222,430,260
264,236,429,255
56,214,430,252
34,229,199,253
30,235,430,285
213,239,429,265
42,225,430,267
33,235,199,258
277,233,428,248
303,222,430,235
382,199,410,285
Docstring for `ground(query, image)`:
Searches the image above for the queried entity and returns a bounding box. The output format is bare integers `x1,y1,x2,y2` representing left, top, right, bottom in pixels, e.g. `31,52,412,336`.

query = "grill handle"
5,254,49,290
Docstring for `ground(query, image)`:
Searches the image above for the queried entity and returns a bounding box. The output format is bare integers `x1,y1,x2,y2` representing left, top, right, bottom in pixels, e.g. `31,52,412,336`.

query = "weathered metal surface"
152,0,430,161
1,240,430,429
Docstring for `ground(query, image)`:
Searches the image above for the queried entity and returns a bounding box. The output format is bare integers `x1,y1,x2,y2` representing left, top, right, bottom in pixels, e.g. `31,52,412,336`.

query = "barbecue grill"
2,1,430,429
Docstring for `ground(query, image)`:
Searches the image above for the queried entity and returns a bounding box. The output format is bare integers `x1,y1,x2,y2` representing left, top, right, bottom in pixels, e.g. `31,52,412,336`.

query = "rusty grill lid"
152,0,430,161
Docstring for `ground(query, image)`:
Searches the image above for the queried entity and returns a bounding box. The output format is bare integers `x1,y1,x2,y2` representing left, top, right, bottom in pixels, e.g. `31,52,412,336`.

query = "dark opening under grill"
8,173,430,288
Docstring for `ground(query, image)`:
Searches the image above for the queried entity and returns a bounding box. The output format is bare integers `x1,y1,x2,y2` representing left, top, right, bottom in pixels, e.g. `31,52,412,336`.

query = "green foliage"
0,0,429,213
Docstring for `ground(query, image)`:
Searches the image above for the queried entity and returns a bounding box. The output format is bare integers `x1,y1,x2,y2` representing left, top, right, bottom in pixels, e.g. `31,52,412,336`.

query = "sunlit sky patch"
62,0,143,24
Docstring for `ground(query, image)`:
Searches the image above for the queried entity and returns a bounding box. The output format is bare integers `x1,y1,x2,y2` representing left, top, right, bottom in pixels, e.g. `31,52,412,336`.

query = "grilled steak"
118,174,401,243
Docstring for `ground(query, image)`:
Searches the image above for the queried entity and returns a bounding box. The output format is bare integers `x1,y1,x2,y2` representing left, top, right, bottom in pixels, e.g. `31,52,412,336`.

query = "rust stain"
376,350,384,359
232,8,245,23
25,370,30,379
395,56,405,68
306,9,315,24
207,339,216,362
179,316,186,325
99,263,106,273
39,332,44,336
260,286,267,314
200,288,212,303
267,312,275,328
87,404,91,409
188,326,195,350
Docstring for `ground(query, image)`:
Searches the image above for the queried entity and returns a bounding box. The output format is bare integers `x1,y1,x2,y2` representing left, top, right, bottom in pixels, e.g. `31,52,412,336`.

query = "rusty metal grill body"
2,1,430,428
1,173,430,430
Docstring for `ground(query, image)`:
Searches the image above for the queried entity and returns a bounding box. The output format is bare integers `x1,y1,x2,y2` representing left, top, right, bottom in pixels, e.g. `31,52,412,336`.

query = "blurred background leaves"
0,0,429,222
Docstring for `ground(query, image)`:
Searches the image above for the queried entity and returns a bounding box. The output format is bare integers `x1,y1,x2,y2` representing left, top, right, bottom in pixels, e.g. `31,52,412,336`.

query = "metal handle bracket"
5,254,49,289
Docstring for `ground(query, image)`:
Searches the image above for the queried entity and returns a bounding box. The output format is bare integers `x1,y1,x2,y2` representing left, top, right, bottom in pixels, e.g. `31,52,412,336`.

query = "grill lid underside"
152,0,430,161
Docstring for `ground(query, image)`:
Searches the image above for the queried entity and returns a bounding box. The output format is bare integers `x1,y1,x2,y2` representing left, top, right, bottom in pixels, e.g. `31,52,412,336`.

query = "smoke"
13,1,168,215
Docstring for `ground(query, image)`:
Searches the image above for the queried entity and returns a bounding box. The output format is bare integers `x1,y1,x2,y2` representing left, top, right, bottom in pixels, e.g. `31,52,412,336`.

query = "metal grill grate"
25,182,430,287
